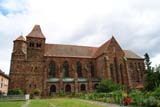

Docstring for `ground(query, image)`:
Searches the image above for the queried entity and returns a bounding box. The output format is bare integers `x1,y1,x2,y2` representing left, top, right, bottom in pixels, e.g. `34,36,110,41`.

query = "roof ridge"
45,43,98,49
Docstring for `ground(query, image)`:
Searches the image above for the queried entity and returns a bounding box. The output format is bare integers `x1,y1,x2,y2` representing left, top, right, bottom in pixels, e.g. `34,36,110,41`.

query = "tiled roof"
0,69,9,79
45,44,97,58
26,25,45,39
124,50,143,59
15,35,25,41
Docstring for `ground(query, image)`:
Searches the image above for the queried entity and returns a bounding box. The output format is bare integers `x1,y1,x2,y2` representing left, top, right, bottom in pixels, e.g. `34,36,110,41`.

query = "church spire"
26,25,45,39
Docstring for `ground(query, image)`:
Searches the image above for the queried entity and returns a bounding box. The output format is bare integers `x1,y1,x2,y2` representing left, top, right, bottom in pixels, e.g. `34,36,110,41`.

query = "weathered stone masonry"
9,25,145,96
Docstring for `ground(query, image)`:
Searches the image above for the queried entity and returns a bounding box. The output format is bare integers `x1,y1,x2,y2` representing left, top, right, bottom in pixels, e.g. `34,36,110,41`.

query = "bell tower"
26,25,46,61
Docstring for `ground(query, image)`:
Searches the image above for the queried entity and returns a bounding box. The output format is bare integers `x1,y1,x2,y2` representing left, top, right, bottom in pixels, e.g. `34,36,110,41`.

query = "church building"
9,25,144,96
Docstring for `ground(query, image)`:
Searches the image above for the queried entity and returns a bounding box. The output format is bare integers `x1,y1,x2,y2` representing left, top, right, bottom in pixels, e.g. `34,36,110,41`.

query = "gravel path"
21,100,30,107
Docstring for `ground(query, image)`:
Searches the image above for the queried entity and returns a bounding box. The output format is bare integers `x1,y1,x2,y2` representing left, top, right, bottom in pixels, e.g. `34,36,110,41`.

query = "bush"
130,90,143,105
96,79,122,93
8,88,23,95
143,96,158,107
153,86,160,100
33,88,41,96
58,91,65,97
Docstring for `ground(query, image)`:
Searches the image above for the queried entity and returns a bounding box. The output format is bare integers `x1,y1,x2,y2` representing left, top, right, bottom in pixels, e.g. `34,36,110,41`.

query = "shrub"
96,79,122,93
8,88,23,95
58,91,65,97
143,96,158,107
130,90,143,105
109,90,123,104
33,88,41,96
153,86,160,100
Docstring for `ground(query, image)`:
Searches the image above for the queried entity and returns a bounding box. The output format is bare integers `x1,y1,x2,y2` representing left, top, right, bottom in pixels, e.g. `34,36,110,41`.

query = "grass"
0,98,107,107
28,98,106,107
0,101,24,107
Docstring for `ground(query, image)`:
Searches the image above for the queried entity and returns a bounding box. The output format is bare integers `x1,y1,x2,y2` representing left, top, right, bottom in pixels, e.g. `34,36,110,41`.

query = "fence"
0,94,30,101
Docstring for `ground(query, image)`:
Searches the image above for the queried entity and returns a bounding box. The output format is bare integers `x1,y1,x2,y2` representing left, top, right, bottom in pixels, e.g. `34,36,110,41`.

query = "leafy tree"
144,53,152,71
144,53,160,91
96,79,122,93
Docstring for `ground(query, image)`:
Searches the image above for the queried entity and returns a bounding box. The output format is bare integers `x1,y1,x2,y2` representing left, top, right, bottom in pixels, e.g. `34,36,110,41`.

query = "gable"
94,36,124,58
106,36,124,57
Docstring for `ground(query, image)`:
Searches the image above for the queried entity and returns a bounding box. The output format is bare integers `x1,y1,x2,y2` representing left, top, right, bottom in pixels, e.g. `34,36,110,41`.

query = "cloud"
0,0,160,74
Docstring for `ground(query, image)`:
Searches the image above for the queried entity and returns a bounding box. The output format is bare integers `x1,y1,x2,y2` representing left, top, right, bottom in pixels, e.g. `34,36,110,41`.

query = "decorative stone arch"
65,84,71,92
50,85,56,95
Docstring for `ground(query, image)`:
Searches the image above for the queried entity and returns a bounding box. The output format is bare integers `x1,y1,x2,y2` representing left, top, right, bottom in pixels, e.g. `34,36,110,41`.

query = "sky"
0,0,160,74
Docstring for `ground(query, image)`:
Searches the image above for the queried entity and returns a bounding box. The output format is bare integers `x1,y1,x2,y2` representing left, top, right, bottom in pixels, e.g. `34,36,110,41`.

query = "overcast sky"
0,0,160,74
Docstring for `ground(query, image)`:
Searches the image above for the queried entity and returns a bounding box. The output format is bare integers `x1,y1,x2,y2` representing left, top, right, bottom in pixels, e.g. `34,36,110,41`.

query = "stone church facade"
9,25,144,96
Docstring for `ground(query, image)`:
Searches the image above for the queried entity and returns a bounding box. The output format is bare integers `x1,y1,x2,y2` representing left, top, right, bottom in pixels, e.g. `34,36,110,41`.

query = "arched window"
77,61,82,77
130,63,135,81
36,43,41,48
120,64,124,84
80,84,86,91
49,62,56,78
29,42,34,47
110,64,114,80
114,57,119,83
63,61,69,77
90,62,95,77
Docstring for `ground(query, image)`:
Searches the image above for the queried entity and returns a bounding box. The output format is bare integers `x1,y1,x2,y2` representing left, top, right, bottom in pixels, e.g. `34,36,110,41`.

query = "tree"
144,53,152,71
96,79,122,93
144,53,160,91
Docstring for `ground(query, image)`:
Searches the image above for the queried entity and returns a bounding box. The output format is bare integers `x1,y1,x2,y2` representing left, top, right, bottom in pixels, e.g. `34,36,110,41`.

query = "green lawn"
28,98,106,107
0,98,107,107
0,101,24,107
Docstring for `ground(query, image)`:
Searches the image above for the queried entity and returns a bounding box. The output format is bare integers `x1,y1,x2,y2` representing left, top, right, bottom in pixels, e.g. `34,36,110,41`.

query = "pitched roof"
124,50,143,59
45,44,97,58
44,36,142,59
15,35,25,41
26,25,45,39
0,69,9,79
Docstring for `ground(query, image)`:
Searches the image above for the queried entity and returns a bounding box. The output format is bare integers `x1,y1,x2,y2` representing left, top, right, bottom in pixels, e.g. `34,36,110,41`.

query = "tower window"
36,43,41,48
29,42,34,47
